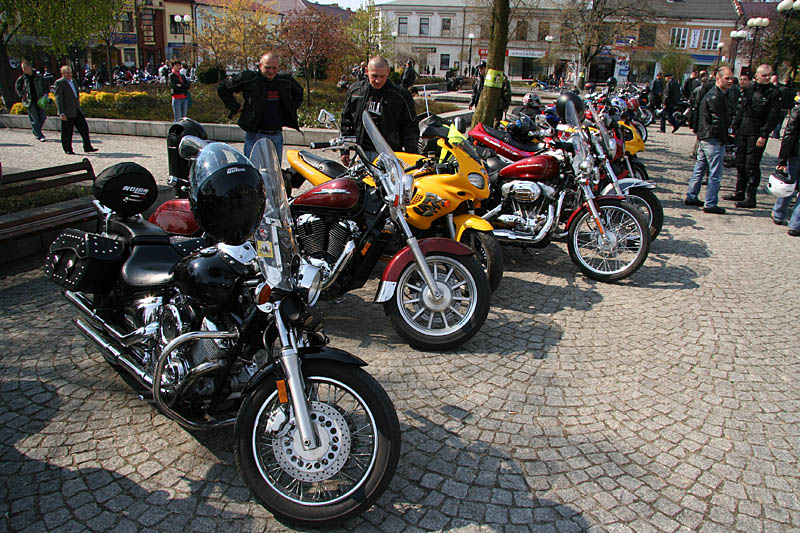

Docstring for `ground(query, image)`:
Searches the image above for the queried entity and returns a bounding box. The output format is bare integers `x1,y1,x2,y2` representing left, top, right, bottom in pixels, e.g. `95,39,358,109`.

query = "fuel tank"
498,154,559,181
292,177,365,216
173,248,247,310
148,198,200,236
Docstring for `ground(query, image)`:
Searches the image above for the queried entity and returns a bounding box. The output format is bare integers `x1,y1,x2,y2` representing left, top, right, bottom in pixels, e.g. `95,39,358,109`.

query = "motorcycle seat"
108,217,171,246
121,244,181,288
482,125,545,154
298,151,348,179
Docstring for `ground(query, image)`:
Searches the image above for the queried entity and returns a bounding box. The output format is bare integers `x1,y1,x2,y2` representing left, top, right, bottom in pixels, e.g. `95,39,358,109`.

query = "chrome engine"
295,214,358,287
486,181,560,244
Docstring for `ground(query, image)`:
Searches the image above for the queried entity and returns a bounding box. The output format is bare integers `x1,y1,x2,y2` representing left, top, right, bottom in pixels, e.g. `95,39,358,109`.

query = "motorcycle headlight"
468,172,486,189
295,262,322,306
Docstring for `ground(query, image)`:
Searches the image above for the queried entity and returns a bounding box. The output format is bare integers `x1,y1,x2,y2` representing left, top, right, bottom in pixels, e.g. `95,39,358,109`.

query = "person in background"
726,64,781,207
739,73,751,90
772,75,794,139
169,61,190,122
685,66,734,214
14,60,47,142
682,71,698,100
660,72,682,133
53,65,97,155
340,55,418,166
651,72,664,110
469,61,487,110
218,51,303,158
400,60,417,89
771,96,800,235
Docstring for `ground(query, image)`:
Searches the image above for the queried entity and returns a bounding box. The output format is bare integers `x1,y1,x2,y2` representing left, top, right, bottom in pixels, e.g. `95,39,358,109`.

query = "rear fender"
600,178,654,196
243,346,367,394
453,214,495,241
565,196,625,229
374,237,474,302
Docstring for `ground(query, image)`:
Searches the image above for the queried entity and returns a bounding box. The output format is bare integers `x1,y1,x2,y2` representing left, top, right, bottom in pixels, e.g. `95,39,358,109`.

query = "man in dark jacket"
469,62,487,110
725,64,782,207
660,73,682,133
771,100,800,235
218,52,303,158
771,76,794,139
340,56,418,166
651,72,664,110
682,71,698,100
15,60,48,142
400,60,417,89
685,66,734,214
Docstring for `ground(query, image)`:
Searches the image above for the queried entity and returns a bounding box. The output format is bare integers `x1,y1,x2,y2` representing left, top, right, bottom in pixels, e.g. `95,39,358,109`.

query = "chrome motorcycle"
44,138,400,527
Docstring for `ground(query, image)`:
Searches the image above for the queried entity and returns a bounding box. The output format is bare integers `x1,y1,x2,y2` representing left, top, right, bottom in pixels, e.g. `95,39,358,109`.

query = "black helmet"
555,91,585,123
606,77,618,89
189,142,266,245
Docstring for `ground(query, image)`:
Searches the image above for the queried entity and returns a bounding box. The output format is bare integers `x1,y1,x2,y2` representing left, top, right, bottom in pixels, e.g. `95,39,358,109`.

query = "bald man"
218,52,303,158
340,56,418,166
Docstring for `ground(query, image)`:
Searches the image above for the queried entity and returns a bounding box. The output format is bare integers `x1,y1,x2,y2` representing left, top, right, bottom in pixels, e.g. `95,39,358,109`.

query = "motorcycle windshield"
587,102,613,155
564,101,589,177
362,111,409,203
447,126,482,164
249,138,298,291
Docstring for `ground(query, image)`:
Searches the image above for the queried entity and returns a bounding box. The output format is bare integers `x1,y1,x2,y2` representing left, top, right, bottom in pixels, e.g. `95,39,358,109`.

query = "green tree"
655,47,694,81
346,0,392,64
763,16,800,78
194,0,276,71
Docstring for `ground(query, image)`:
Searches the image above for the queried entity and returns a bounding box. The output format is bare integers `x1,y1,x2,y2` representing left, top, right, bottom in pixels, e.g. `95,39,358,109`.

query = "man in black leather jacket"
218,52,303,158
725,64,781,207
340,56,418,166
685,66,734,214
771,101,800,235
660,73,682,133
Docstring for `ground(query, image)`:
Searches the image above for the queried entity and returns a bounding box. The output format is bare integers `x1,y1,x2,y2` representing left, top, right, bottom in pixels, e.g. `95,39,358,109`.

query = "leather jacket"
340,79,418,154
695,85,730,143
731,82,781,138
778,105,800,165
218,70,303,132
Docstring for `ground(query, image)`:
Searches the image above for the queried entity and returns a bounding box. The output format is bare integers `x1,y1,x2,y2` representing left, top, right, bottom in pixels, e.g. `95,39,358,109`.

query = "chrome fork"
392,208,443,300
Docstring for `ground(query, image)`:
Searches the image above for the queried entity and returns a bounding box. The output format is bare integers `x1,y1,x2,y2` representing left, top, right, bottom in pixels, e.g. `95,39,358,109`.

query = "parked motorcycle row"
43,87,662,525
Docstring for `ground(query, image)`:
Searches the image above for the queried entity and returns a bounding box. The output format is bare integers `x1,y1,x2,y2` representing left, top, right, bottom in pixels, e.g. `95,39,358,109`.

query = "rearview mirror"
317,109,337,129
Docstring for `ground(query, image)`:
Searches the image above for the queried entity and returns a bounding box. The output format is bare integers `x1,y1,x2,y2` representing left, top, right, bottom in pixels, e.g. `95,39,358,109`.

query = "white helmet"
610,97,627,113
522,92,541,108
766,169,797,198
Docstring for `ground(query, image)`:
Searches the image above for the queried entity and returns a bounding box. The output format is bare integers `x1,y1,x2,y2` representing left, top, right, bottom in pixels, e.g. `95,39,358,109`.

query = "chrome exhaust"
73,318,152,390
65,291,157,347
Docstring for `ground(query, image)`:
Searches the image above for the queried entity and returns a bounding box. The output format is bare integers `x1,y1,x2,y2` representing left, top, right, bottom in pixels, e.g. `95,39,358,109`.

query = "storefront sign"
689,30,700,49
477,48,544,58
412,47,437,53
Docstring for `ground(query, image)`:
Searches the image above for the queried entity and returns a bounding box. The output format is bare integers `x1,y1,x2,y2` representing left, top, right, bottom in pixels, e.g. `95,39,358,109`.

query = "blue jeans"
772,156,800,231
171,98,188,122
244,131,283,160
28,103,46,139
687,139,724,207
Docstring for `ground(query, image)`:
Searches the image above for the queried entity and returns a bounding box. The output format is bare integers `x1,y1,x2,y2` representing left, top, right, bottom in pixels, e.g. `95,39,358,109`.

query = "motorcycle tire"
630,158,650,182
235,361,401,528
384,252,489,350
624,187,663,240
672,111,687,127
638,108,654,127
460,229,504,293
567,199,650,282
633,121,648,143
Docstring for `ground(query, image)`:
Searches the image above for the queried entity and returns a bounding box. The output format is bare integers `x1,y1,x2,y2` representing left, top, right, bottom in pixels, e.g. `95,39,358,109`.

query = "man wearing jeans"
14,60,48,142
686,66,734,214
771,100,800,236
218,52,303,158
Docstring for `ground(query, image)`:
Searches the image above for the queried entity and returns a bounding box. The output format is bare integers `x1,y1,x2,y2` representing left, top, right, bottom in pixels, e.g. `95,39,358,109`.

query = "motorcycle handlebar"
310,141,331,149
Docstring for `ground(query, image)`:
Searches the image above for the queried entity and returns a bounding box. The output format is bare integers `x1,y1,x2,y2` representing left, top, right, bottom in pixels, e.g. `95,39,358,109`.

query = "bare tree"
471,0,509,127
194,0,276,71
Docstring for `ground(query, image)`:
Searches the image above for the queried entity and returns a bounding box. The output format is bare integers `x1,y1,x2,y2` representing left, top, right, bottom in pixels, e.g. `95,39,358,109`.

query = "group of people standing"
15,60,97,155
681,63,799,236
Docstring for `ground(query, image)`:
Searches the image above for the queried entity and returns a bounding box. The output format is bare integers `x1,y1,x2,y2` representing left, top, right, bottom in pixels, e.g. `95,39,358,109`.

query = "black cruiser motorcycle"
44,138,400,527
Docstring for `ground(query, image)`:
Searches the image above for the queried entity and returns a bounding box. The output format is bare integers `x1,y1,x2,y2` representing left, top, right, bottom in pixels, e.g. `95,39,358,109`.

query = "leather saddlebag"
44,228,125,293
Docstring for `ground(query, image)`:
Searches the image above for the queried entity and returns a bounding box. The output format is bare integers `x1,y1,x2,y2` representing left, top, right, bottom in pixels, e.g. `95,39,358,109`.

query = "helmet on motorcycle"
610,96,627,113
556,91,585,123
606,77,618,90
522,92,541,108
766,168,797,198
189,142,266,245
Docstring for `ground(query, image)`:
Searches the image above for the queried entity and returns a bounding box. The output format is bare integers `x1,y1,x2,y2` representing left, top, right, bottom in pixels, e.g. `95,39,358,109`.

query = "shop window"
440,54,450,70
670,27,688,49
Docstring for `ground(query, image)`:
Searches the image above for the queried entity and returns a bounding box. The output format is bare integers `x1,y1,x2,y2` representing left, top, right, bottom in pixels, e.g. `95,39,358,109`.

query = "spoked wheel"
630,158,650,181
459,229,504,293
567,200,650,282
638,108,654,126
385,252,490,350
623,188,663,240
235,362,400,528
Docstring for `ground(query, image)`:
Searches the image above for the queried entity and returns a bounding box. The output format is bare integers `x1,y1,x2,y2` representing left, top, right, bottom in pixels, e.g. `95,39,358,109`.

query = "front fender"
453,214,495,241
375,237,474,302
600,178,655,196
243,346,367,394
565,196,625,229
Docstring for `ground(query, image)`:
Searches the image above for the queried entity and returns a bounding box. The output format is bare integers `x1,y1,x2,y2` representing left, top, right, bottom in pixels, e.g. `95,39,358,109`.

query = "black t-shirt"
259,78,282,131
360,86,389,152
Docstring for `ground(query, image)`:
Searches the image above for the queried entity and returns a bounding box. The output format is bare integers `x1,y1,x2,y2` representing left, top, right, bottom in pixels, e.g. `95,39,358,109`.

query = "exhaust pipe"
65,291,156,347
73,318,153,390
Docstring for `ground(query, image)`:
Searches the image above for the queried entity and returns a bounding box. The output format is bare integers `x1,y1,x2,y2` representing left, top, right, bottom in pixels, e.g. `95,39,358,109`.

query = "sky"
316,0,388,12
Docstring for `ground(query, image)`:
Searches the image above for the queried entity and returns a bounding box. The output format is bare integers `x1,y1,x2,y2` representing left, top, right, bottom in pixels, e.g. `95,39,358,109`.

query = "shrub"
198,66,224,84
79,92,96,105
10,102,26,114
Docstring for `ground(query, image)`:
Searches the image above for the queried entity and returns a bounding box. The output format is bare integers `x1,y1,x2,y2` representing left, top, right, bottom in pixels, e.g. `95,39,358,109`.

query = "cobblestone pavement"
1,125,799,532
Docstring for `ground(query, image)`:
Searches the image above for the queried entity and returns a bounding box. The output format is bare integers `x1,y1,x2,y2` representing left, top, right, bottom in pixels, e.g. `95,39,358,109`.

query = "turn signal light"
256,284,272,305
276,380,289,403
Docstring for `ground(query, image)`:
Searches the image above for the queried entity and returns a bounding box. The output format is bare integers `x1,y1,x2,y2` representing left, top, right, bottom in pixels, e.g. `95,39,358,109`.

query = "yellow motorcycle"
285,112,504,293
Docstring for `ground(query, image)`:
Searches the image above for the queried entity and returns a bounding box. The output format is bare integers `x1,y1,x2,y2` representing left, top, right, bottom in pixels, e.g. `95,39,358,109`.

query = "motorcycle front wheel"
633,120,648,142
460,229,504,293
567,200,650,282
623,188,663,240
235,361,401,528
638,108,654,127
385,252,490,350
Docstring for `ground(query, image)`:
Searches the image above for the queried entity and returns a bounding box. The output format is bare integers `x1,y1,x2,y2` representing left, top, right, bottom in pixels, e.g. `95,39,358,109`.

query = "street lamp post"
746,17,770,71
174,14,192,63
716,41,725,64
468,33,475,76
391,30,398,64
774,0,800,72
544,35,554,77
730,29,747,74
